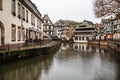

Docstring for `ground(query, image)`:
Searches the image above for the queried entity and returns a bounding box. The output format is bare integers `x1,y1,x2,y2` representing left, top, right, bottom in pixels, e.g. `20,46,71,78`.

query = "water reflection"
0,54,54,80
0,43,120,80
39,43,120,80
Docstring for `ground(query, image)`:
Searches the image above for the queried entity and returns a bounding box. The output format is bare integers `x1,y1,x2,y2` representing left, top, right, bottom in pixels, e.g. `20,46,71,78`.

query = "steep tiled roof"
19,0,42,20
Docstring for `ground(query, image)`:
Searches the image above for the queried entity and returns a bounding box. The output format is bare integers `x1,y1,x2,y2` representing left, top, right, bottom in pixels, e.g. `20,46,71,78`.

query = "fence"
0,40,53,52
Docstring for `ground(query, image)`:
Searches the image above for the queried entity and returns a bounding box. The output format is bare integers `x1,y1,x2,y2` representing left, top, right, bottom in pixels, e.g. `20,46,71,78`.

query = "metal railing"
0,41,56,52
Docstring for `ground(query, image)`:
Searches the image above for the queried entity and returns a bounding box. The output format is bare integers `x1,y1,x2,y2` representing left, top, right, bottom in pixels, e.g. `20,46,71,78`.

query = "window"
31,14,33,24
11,0,16,16
26,10,28,22
49,32,51,35
51,32,52,35
18,3,21,18
31,14,35,25
37,19,41,28
11,24,16,41
0,0,2,10
75,37,78,40
33,17,35,25
82,37,84,40
37,19,39,27
22,7,25,20
49,26,51,29
18,27,21,41
86,37,89,40
45,20,48,23
51,26,53,29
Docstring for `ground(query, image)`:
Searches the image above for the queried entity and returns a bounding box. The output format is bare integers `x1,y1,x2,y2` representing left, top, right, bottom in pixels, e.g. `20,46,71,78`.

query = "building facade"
43,14,54,40
73,20,95,43
95,23,106,40
61,26,73,40
101,19,113,40
73,26,95,43
101,18,120,40
113,19,120,40
73,43,93,52
0,0,43,46
54,25,64,39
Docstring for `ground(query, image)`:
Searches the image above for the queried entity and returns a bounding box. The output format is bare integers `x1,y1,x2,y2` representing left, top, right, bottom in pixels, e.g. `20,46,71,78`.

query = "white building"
73,43,92,52
73,20,95,43
0,0,43,47
73,26,95,43
113,19,120,39
54,25,62,39
101,18,120,40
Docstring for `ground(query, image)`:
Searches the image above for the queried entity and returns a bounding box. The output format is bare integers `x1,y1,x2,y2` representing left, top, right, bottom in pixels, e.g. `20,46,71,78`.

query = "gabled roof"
43,14,54,26
83,20,94,25
19,0,42,21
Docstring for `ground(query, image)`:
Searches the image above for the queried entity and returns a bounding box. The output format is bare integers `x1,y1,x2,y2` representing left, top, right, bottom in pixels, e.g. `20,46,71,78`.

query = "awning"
29,26,34,31
29,26,41,33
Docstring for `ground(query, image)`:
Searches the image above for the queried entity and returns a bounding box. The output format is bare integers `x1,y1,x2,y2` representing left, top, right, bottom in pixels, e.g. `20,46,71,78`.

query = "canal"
0,43,120,80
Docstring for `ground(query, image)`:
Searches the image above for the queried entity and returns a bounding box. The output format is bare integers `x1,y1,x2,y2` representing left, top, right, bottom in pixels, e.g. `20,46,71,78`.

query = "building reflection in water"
0,54,54,80
51,43,119,80
56,43,118,61
0,43,120,80
72,43,116,61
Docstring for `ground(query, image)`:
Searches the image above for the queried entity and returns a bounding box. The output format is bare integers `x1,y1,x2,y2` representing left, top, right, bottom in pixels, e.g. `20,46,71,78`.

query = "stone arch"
0,21,5,45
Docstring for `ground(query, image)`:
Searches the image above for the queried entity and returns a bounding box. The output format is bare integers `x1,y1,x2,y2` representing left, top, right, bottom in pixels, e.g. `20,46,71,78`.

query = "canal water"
0,43,120,80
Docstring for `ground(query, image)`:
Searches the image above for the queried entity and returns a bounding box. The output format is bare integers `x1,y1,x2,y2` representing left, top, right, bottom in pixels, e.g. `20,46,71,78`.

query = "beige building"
0,0,43,47
61,26,73,40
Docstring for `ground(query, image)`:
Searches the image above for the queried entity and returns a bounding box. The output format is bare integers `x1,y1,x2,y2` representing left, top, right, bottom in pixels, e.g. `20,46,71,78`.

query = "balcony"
44,23,53,26
73,34,94,37
73,30,94,33
43,29,54,32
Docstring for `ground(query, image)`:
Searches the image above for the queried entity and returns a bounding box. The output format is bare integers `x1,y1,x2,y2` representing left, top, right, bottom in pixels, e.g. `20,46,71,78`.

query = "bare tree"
93,0,120,18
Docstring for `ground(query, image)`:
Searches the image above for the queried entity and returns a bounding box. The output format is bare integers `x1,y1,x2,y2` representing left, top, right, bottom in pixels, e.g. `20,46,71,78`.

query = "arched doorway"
0,21,5,45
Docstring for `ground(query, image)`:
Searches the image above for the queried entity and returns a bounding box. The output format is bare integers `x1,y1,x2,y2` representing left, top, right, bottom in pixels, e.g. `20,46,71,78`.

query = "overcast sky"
31,0,101,23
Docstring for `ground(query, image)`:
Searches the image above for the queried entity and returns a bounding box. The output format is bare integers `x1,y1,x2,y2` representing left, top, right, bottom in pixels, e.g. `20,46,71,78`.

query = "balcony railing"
43,29,54,32
73,30,94,32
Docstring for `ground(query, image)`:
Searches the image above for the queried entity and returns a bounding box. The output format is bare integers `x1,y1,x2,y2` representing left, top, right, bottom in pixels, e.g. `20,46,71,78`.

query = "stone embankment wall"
88,40,120,53
107,40,120,53
88,40,108,46
0,42,61,63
